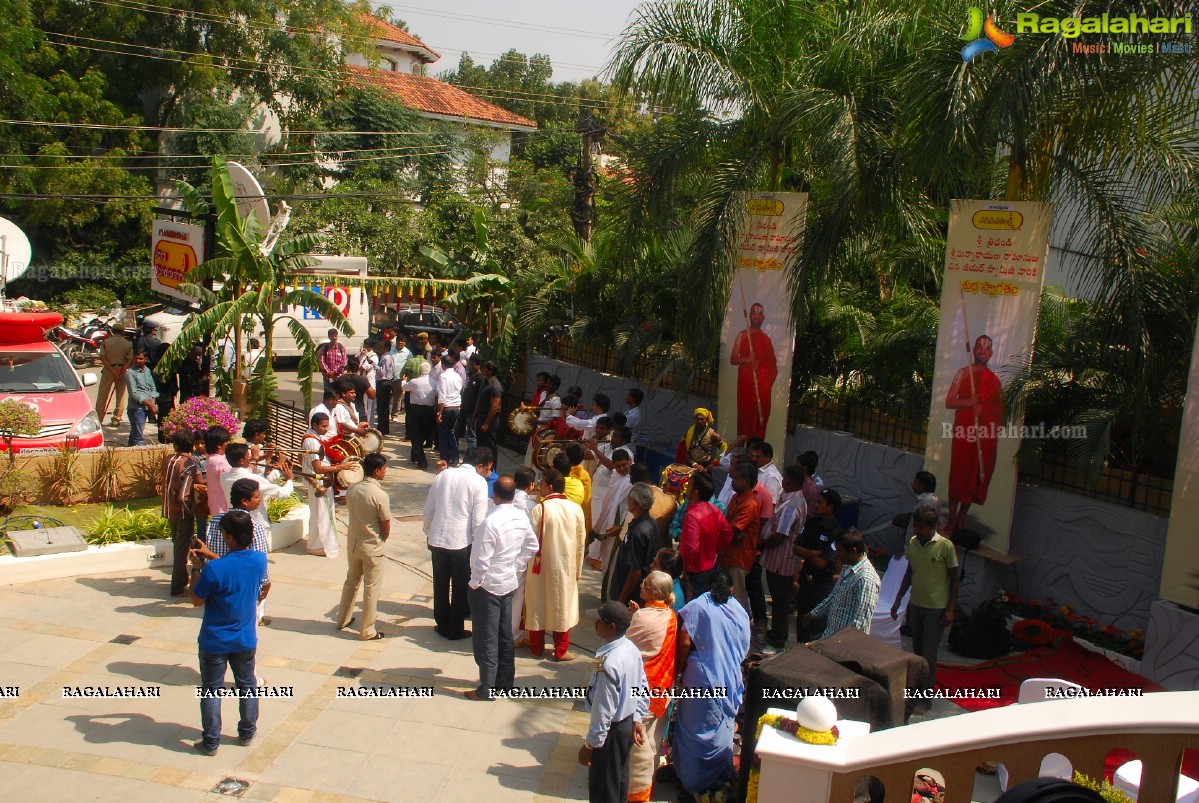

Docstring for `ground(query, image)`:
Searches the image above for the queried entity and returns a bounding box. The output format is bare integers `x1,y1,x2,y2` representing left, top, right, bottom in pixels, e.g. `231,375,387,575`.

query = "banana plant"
159,155,350,414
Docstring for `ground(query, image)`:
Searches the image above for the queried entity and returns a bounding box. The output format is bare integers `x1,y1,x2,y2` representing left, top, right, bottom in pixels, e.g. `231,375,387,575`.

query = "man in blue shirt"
579,601,649,803
189,510,270,755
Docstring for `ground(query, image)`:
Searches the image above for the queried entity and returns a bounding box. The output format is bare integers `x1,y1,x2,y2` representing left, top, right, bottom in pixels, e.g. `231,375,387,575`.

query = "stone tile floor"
0,439,630,802
3,404,1000,802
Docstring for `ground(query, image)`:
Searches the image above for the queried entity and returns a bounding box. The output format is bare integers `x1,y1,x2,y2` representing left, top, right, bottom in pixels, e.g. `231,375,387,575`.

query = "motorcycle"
51,323,112,368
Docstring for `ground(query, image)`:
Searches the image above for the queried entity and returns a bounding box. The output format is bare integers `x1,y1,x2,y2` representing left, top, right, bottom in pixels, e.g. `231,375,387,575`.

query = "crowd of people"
155,326,961,803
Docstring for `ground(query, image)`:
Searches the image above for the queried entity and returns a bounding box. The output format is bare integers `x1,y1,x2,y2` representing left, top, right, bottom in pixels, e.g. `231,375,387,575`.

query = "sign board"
716,192,806,455
151,220,206,304
924,200,1053,551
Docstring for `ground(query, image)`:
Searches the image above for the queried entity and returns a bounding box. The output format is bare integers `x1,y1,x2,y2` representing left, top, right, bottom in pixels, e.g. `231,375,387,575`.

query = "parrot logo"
961,7,1015,61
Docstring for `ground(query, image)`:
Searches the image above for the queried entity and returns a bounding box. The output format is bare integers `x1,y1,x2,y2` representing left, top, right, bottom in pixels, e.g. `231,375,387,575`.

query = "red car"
0,311,104,452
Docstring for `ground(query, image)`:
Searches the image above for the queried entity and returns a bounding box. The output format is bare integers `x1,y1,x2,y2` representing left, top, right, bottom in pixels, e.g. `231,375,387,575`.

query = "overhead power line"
42,34,624,111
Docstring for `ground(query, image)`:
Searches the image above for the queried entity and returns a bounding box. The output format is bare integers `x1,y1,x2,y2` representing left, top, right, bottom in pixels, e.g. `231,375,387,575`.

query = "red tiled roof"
358,14,440,61
348,65,537,130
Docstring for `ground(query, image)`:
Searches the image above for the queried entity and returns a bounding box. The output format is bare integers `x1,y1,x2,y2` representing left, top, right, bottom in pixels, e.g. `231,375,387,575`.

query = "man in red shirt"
678,472,732,602
720,461,762,618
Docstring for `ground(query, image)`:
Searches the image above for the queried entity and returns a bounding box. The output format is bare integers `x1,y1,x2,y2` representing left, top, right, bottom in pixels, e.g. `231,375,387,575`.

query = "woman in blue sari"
673,569,752,796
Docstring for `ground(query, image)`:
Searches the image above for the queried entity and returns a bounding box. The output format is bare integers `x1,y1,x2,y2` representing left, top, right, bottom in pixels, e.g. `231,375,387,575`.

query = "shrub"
86,505,172,545
267,493,302,523
159,397,239,440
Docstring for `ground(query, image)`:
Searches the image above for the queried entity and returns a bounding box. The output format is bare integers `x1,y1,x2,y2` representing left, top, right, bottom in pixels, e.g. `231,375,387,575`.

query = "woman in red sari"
625,570,678,802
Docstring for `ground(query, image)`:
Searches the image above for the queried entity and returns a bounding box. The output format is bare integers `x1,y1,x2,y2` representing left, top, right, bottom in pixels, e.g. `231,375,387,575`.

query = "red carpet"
936,633,1198,781
936,632,1163,712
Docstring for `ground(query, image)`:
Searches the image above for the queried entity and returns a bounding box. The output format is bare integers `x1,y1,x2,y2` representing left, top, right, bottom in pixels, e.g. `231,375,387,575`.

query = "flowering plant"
160,397,239,440
998,590,1144,659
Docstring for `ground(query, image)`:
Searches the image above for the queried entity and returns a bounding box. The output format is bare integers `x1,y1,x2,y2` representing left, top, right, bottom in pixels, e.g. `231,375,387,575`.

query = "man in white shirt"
465,475,539,701
309,388,338,426
423,447,494,640
219,443,295,533
402,362,437,469
358,340,380,428
435,354,465,466
331,380,370,440
586,448,634,571
510,467,538,648
749,441,783,504
463,334,477,360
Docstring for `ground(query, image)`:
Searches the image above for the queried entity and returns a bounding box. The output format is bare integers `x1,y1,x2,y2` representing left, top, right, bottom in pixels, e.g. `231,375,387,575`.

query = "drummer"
332,378,371,440
302,413,341,558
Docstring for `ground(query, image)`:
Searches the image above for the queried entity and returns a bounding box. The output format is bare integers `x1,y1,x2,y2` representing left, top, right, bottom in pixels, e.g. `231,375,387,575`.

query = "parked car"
0,311,103,452
376,305,467,347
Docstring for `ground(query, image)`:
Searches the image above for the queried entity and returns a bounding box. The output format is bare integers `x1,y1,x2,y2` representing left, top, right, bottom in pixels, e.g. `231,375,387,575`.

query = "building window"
411,63,422,76
381,56,397,72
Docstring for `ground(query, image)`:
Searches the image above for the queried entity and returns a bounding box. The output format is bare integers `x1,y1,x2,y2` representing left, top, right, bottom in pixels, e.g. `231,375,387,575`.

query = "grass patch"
7,498,160,532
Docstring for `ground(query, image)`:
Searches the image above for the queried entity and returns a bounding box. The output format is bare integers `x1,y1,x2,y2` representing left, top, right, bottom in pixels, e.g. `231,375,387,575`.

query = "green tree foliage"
163,156,349,413
0,0,154,300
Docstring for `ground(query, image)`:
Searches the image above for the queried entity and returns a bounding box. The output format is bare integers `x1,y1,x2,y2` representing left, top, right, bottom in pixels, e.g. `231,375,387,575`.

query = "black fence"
268,399,311,451
789,399,1172,518
535,340,1175,517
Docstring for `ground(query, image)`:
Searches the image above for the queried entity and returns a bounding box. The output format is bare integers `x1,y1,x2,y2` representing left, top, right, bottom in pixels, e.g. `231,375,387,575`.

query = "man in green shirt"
890,505,958,705
399,344,429,447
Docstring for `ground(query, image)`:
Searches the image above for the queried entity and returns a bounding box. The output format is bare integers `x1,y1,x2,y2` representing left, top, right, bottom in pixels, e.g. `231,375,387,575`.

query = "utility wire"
43,32,628,110
0,147,456,169
82,0,619,42
81,0,610,71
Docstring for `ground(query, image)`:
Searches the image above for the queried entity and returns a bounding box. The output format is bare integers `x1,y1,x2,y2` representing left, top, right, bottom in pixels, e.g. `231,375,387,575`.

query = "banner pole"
959,287,986,485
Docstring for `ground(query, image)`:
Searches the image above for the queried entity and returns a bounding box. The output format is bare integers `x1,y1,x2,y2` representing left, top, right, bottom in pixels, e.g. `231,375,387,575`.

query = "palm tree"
608,0,960,356
159,155,349,414
420,207,516,364
611,0,1199,478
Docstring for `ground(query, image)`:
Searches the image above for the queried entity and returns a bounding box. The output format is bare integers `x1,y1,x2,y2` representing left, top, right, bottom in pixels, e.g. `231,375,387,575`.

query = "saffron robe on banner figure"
947,362,1003,506
729,303,777,440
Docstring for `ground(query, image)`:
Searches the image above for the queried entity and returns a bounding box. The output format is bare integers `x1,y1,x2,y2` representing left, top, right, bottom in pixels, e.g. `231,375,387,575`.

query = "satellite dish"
225,161,271,231
0,217,33,284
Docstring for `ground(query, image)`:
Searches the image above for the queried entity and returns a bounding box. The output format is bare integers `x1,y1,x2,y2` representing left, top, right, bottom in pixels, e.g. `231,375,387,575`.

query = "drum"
530,427,558,471
326,436,363,465
508,406,537,437
360,428,384,454
535,441,566,472
334,458,364,490
661,463,696,501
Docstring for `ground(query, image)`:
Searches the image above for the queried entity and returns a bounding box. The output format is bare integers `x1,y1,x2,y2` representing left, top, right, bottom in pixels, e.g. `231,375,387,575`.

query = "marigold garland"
746,714,840,803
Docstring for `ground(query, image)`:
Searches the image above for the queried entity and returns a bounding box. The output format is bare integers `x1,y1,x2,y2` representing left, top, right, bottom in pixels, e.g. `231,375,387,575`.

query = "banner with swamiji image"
925,200,1053,552
716,192,806,465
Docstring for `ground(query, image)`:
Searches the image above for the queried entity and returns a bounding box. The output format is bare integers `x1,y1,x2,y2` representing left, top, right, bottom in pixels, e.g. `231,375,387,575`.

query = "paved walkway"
0,432,664,802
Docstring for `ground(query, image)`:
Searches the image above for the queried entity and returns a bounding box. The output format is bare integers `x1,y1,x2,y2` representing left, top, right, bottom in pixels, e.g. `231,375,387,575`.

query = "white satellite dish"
0,216,33,284
225,161,271,232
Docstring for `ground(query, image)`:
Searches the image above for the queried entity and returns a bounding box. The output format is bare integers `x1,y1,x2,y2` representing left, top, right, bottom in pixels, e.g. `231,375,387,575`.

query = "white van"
146,255,371,359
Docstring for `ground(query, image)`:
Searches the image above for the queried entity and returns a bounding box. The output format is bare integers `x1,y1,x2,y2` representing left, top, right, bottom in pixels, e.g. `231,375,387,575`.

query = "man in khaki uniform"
96,332,134,426
337,454,392,640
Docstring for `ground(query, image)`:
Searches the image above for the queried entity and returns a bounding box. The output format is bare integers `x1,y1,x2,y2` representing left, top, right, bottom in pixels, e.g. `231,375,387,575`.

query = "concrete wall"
525,355,717,458
526,355,1174,640
15,444,167,505
791,426,1168,632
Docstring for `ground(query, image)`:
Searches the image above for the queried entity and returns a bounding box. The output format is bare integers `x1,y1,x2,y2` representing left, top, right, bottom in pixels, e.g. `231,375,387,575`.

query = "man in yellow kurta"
525,468,588,661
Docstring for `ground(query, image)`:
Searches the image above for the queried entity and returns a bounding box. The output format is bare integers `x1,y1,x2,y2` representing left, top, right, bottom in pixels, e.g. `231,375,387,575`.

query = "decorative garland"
746,714,840,803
